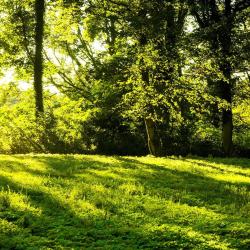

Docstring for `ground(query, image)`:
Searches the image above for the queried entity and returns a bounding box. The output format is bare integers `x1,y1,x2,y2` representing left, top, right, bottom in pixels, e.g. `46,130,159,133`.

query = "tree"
187,0,250,156
0,0,45,117
43,0,147,155
115,0,189,156
34,0,45,117
46,0,196,156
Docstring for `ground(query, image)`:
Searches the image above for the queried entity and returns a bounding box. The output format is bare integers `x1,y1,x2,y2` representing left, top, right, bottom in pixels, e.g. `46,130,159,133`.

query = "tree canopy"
0,0,249,156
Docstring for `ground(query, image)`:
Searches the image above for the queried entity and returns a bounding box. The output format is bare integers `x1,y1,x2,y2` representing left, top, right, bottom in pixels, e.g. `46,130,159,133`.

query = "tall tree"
34,0,45,117
188,0,250,156
61,0,191,156
120,0,188,156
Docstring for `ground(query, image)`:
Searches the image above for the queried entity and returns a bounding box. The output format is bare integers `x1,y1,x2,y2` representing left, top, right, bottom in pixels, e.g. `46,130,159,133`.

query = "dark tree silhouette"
188,0,250,156
34,0,45,117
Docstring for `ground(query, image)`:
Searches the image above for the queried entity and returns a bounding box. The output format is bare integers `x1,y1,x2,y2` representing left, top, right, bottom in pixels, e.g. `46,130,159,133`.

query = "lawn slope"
0,155,249,249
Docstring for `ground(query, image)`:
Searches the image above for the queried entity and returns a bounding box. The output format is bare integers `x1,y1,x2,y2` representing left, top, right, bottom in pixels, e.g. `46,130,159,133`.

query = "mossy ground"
0,154,249,249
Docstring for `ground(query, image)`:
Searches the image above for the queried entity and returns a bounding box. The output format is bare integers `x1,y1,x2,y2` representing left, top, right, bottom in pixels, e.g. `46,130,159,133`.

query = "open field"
0,155,249,249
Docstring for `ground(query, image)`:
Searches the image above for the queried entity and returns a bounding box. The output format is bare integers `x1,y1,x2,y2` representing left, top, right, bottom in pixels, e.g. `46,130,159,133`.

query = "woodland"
0,1,250,249
0,0,249,157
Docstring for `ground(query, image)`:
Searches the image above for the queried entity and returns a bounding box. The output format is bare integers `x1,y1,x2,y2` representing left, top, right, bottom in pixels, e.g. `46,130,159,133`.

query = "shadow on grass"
0,159,47,177
187,156,250,169
111,157,250,209
183,159,248,176
0,155,249,249
6,155,250,211
0,174,151,249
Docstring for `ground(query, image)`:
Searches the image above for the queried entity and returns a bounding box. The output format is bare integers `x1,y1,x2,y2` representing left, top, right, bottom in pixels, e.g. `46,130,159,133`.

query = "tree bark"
34,0,45,117
220,65,233,156
144,118,161,156
219,2,233,156
222,108,233,156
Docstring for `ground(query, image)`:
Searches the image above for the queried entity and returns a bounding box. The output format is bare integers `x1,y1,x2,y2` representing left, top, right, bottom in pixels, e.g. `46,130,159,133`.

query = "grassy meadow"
0,155,249,249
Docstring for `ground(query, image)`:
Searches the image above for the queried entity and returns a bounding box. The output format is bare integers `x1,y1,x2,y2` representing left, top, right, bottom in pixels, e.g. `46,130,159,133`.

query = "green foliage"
0,0,35,75
0,0,249,156
0,155,249,249
0,84,39,153
0,81,249,156
233,97,250,156
0,84,147,155
0,84,87,153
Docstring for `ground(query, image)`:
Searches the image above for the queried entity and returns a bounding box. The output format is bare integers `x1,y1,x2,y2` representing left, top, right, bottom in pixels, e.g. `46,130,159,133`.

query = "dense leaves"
0,0,249,156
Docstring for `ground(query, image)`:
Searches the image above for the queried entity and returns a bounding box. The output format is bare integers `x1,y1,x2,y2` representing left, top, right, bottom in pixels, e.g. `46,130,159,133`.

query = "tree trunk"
219,2,233,156
144,118,162,156
188,1,235,156
206,1,234,156
220,65,233,156
141,66,162,156
34,0,45,117
222,109,233,156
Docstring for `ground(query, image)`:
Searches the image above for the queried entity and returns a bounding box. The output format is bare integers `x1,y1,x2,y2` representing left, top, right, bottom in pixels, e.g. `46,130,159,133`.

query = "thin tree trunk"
145,118,156,155
141,62,162,156
222,108,233,156
34,0,45,117
144,118,161,156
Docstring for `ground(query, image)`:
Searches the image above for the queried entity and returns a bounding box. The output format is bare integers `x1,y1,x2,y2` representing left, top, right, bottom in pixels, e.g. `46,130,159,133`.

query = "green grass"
0,155,249,249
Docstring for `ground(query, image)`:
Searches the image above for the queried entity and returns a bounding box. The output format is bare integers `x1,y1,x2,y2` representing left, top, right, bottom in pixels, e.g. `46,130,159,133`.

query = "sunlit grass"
0,154,249,249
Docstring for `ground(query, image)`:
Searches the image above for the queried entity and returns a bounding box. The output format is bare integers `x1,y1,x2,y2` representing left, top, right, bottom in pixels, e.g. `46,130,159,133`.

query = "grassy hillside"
0,155,249,249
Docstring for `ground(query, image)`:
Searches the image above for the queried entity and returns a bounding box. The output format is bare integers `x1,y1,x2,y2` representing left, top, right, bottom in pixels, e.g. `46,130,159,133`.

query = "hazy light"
0,69,15,84
0,69,59,94
92,40,106,52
